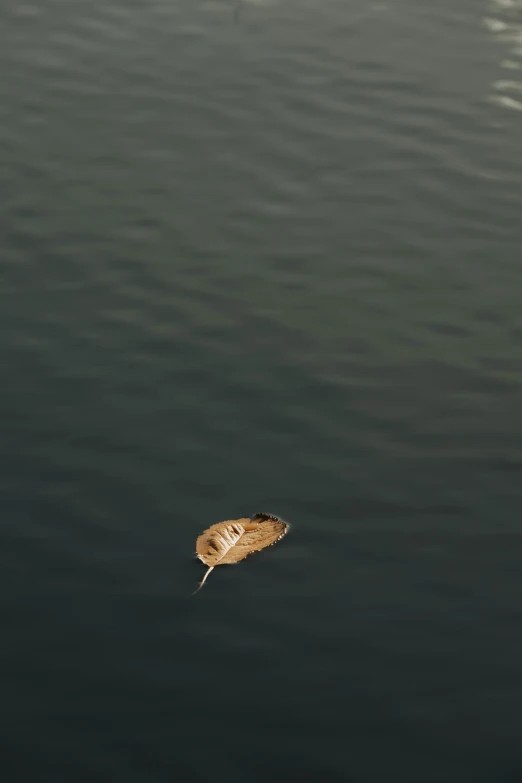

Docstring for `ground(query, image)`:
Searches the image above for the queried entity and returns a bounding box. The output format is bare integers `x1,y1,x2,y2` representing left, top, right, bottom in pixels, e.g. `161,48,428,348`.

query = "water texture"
1,1,522,781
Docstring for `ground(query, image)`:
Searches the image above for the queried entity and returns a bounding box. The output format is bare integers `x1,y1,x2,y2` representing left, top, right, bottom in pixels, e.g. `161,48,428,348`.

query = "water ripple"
485,0,522,109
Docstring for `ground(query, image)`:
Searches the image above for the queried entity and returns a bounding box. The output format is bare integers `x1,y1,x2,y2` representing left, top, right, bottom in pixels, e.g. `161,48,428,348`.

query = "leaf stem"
192,566,214,595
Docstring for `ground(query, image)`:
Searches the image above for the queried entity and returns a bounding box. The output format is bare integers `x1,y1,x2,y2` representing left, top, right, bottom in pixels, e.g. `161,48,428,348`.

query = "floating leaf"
193,512,287,594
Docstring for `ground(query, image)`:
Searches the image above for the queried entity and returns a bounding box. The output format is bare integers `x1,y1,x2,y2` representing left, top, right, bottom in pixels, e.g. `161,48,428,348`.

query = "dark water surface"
2,1,522,781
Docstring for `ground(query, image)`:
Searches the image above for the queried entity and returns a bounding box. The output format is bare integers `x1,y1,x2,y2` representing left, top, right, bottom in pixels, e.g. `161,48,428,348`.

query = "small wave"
485,1,522,110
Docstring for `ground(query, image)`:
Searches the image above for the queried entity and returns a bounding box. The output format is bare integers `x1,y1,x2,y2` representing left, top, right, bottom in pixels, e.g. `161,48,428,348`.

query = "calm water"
2,1,522,781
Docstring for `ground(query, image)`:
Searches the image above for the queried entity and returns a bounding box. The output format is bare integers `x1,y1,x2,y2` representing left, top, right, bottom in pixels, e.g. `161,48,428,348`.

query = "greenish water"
1,1,522,781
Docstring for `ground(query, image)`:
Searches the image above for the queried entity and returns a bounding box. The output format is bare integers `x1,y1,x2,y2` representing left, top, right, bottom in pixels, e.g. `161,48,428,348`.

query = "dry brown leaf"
193,512,288,593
